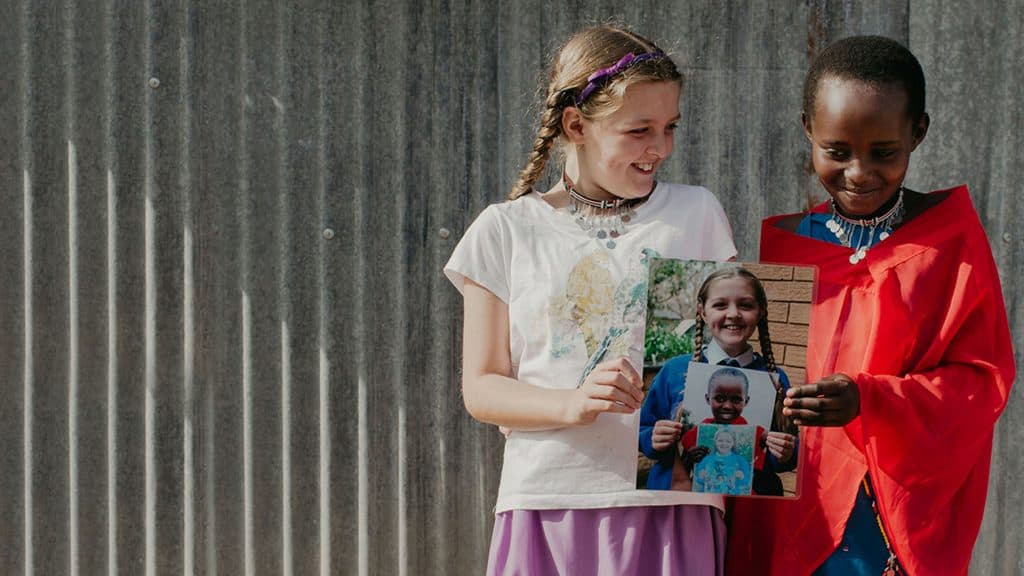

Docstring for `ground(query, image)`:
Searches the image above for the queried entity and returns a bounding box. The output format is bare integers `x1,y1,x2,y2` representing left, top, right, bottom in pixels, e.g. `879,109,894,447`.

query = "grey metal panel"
908,2,1024,574
0,1,27,573
1,1,1023,575
23,1,73,574
276,4,329,575
67,0,113,573
106,3,149,575
327,1,376,574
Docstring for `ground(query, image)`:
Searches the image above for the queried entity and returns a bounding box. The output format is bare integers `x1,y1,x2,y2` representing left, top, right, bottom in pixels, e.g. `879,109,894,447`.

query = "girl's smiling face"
804,77,928,217
566,80,681,202
699,276,761,358
714,431,736,455
706,377,748,423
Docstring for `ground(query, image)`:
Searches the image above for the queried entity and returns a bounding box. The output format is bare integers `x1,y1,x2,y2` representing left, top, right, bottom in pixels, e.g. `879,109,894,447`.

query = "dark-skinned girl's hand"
681,445,710,469
782,373,859,427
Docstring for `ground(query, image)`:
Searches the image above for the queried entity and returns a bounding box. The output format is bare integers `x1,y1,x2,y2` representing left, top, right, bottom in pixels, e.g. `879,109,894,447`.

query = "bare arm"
461,279,644,430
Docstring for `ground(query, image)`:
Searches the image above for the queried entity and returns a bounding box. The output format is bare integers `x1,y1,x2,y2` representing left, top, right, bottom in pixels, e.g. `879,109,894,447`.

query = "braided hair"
507,25,681,199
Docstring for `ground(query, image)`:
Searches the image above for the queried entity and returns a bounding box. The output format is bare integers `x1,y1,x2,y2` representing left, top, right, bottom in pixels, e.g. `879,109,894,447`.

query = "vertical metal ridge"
64,1,79,573
144,193,156,576
353,2,369,574
280,319,292,576
394,7,409,573
396,402,407,576
237,1,254,574
23,168,34,576
394,11,409,569
203,344,216,576
354,56,369,573
106,168,118,576
142,0,156,572
355,184,368,576
102,0,117,572
318,345,330,576
19,5,33,576
357,370,368,576
475,418,488,545
180,1,196,573
242,291,254,576
315,17,330,573
275,5,293,572
67,139,80,576
182,206,195,576
395,216,408,576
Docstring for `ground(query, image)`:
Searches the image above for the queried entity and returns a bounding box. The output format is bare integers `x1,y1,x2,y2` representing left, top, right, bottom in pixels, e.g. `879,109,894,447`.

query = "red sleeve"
680,427,697,450
753,425,766,470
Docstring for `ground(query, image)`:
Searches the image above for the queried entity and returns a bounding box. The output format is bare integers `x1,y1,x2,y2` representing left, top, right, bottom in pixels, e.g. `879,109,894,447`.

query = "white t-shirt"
444,182,737,513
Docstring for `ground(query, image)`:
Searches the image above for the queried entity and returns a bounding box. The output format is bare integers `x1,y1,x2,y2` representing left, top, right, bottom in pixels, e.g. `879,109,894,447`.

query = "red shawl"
727,186,1015,576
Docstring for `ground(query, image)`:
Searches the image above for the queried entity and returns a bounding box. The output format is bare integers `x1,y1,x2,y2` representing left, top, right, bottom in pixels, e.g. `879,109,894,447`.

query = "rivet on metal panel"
439,227,451,240
149,77,161,89
323,228,336,240
1003,233,1012,243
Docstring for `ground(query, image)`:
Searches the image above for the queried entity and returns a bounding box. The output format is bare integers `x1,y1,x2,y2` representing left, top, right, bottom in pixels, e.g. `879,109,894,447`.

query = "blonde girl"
445,24,737,575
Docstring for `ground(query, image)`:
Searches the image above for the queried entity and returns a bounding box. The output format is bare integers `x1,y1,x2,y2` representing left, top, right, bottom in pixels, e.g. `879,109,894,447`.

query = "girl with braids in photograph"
445,24,736,575
639,266,797,495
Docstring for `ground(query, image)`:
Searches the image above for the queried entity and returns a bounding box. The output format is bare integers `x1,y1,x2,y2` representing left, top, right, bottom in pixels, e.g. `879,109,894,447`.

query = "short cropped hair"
803,35,926,124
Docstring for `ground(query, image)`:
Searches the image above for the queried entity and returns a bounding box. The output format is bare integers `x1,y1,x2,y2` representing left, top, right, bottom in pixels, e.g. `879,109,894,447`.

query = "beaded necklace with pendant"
563,172,645,250
826,188,905,265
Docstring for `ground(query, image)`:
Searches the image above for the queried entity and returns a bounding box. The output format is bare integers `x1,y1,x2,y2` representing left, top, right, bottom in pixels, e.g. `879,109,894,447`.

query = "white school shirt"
444,182,737,513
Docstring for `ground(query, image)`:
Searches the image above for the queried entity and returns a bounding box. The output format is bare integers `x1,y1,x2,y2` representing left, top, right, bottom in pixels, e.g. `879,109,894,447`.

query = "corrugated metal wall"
0,1,1020,574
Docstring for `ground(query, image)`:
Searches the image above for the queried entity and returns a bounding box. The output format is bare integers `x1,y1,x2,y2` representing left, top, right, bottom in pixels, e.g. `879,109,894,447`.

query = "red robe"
727,186,1015,576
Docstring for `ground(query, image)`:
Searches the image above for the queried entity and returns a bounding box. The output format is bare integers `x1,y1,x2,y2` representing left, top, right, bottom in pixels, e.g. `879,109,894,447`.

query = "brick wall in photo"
743,263,815,386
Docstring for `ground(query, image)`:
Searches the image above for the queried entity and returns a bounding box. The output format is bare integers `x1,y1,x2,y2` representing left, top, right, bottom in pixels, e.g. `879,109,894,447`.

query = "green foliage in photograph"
645,320,694,365
644,258,736,365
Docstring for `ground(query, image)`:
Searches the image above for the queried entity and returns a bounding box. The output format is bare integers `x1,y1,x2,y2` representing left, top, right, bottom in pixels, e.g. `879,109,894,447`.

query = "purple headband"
576,51,666,106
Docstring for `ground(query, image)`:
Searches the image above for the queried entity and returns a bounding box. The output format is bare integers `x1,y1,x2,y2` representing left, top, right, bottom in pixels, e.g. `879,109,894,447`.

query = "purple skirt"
487,505,725,576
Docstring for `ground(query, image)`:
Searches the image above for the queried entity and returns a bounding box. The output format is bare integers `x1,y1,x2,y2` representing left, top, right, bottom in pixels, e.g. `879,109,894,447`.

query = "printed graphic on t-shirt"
548,248,661,386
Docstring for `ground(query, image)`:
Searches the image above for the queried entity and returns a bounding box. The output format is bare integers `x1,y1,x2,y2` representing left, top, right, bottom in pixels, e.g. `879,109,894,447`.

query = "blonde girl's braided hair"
507,25,682,200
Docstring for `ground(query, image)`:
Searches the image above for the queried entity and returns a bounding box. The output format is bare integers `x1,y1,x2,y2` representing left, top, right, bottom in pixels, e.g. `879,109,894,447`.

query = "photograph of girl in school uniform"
638,259,813,498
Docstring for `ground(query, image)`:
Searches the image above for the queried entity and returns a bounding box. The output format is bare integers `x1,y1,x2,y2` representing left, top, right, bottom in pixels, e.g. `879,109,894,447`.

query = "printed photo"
692,424,756,496
637,259,815,498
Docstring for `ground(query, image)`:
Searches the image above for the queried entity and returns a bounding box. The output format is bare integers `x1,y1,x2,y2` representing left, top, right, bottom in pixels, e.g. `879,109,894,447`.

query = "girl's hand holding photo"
650,419,683,452
569,358,644,425
682,445,711,468
763,431,795,462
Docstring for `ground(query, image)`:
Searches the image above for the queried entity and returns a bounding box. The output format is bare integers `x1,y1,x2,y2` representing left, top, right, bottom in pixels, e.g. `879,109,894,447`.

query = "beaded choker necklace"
563,172,645,249
826,188,905,264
